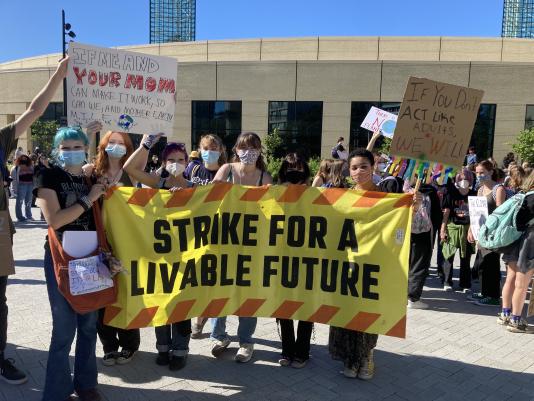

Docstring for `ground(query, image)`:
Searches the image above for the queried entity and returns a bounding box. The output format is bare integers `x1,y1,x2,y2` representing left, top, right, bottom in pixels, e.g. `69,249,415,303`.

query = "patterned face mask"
237,149,260,165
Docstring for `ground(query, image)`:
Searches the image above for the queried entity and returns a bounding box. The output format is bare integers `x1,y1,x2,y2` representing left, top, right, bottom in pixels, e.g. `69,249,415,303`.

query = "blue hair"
53,126,89,149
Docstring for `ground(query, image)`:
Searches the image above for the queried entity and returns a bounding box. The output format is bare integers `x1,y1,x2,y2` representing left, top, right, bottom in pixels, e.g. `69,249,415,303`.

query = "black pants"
97,309,140,354
408,232,432,301
475,250,502,299
442,247,473,289
0,276,7,353
279,319,313,361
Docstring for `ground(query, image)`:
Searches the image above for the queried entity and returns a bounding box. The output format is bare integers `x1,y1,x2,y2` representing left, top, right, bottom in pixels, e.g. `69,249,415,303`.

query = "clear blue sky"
0,0,504,63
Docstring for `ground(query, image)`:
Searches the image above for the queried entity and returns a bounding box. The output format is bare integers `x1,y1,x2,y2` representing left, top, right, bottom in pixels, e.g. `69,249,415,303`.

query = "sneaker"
156,351,170,366
77,387,102,401
343,365,358,378
102,352,118,366
116,349,136,365
408,299,429,309
475,297,501,307
0,358,27,385
235,343,254,363
291,358,307,369
460,288,472,294
169,354,187,371
191,318,207,339
443,285,453,292
466,292,484,303
278,356,291,367
211,337,231,358
497,312,510,326
507,318,533,333
357,350,375,380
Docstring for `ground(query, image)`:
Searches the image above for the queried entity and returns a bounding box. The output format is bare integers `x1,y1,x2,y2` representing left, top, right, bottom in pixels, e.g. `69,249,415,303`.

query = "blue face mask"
58,150,86,166
105,144,127,159
201,150,220,165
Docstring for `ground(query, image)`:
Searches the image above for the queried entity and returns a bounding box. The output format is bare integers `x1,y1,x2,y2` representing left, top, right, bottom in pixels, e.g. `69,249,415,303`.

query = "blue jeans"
154,320,191,357
15,183,32,220
42,248,98,401
210,316,257,345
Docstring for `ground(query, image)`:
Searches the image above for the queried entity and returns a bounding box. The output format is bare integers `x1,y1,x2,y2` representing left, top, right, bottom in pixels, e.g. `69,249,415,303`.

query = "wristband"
142,134,159,150
77,195,93,211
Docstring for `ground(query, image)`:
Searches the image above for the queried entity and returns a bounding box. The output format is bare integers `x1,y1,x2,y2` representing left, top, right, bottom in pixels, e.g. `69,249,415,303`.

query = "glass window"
191,101,242,152
349,102,401,150
470,104,496,160
525,105,534,129
40,102,64,123
268,101,323,159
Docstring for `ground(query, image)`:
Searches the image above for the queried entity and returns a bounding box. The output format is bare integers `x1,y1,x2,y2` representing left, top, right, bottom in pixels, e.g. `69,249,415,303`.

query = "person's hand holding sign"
55,55,70,80
86,121,103,137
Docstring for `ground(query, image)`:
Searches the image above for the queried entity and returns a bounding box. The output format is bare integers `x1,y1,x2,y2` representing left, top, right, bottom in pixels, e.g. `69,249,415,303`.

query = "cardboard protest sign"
67,43,177,135
0,210,15,276
361,106,398,138
390,77,484,167
528,279,534,317
468,196,488,241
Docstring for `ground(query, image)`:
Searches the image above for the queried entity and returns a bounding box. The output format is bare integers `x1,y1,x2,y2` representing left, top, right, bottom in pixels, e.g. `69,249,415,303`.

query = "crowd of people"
1,57,533,401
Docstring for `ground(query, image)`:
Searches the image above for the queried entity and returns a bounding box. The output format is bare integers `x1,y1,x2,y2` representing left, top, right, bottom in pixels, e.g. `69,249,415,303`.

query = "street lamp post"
62,9,76,121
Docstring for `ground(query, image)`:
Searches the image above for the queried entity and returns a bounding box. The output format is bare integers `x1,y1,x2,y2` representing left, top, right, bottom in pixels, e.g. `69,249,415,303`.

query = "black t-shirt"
442,182,476,225
34,166,96,233
185,163,217,186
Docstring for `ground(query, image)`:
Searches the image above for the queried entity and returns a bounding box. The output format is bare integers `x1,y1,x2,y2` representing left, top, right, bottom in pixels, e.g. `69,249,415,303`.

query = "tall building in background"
150,0,196,43
502,0,534,38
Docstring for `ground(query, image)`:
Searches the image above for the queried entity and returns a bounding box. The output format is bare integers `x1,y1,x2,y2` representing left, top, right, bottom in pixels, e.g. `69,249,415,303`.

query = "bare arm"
312,176,323,187
212,164,232,183
495,186,506,207
262,172,273,185
14,57,69,139
366,131,381,152
440,208,450,241
37,184,105,230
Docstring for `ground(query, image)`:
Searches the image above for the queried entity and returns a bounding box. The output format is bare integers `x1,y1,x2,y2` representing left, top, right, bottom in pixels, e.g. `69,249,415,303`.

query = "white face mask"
456,179,470,190
166,162,185,177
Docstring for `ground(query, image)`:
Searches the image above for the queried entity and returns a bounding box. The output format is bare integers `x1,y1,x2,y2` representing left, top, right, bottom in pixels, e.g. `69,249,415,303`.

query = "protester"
466,146,478,166
311,159,332,187
185,134,227,338
468,160,507,306
145,154,160,173
329,148,421,379
323,159,347,188
440,169,476,291
502,152,515,169
0,56,69,386
500,171,534,332
331,137,347,160
13,155,34,222
188,150,201,165
125,138,192,370
276,153,313,368
210,132,273,363
35,126,106,401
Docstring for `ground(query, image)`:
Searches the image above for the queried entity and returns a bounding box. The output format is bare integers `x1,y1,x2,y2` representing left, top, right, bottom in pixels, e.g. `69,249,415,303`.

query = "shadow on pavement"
14,259,44,268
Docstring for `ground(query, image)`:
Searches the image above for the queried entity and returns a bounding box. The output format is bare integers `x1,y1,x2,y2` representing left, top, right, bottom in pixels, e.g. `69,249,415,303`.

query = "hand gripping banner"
102,184,413,338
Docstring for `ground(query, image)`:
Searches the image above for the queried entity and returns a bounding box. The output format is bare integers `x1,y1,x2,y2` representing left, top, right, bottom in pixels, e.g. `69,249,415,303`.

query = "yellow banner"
103,184,412,338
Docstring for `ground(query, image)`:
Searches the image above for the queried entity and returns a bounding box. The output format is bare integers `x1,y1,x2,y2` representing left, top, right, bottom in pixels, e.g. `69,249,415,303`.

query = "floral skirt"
328,327,378,370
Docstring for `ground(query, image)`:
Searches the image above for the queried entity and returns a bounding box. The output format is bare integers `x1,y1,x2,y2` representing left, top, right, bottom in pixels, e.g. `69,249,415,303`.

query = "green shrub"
511,128,534,164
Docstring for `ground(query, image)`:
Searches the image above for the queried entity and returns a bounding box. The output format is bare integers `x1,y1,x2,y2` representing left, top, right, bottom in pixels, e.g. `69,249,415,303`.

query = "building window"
40,102,64,123
350,102,401,151
470,104,496,160
525,105,534,129
191,101,242,152
268,101,323,159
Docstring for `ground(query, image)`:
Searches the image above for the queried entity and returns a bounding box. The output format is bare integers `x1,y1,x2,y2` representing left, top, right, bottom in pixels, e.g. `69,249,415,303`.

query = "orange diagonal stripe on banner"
167,300,196,324
352,191,387,208
103,306,122,325
312,188,347,205
386,315,407,338
394,194,413,208
104,187,116,200
240,186,269,202
344,312,381,331
307,305,340,324
126,306,159,330
233,298,266,316
204,183,233,203
127,188,159,207
271,300,304,319
277,185,308,203
200,298,229,317
165,187,197,208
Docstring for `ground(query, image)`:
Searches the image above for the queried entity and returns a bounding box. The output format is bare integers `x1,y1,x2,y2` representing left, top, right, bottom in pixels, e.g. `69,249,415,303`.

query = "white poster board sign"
468,196,488,241
67,43,177,135
360,106,398,138
69,255,113,296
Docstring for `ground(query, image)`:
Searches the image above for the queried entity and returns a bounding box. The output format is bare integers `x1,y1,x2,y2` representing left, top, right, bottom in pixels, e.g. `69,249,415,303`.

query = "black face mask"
285,170,307,184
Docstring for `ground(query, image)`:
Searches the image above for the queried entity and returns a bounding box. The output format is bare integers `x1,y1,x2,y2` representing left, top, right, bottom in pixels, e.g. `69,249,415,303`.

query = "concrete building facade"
1,36,534,162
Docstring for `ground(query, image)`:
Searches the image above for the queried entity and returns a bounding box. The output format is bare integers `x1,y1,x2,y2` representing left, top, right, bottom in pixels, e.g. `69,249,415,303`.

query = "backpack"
331,145,340,159
478,191,534,251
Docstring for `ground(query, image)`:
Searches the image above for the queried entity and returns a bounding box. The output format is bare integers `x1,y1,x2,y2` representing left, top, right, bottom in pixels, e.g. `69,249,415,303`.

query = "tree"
511,128,534,164
30,120,58,155
377,136,392,156
263,128,284,162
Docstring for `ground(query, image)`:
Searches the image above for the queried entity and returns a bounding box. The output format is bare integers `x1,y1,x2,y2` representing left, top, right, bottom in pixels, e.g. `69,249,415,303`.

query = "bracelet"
77,195,93,211
142,134,159,150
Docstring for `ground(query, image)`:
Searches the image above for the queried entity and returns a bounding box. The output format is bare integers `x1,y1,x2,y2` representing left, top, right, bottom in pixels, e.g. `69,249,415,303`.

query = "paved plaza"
4,204,534,401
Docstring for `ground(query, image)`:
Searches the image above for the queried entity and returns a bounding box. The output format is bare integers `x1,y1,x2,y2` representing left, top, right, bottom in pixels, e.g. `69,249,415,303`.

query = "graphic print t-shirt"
442,183,476,226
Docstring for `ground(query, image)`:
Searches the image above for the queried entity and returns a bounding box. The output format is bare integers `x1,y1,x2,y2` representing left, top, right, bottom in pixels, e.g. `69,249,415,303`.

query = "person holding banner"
124,138,193,370
468,161,507,306
35,127,106,401
311,159,332,187
210,132,272,363
329,148,421,379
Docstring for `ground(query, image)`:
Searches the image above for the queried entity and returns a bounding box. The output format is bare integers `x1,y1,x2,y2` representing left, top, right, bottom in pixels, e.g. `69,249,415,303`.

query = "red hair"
95,131,134,177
